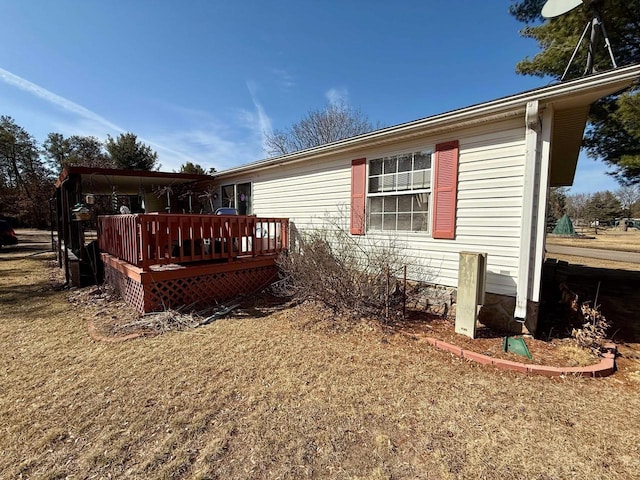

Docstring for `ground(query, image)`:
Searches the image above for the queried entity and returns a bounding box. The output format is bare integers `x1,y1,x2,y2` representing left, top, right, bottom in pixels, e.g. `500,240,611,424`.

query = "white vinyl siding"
217,118,527,297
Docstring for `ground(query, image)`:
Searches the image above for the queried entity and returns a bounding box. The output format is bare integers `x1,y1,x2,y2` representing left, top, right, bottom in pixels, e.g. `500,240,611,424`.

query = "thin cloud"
325,87,349,107
271,68,296,90
0,66,268,171
245,81,273,155
0,67,124,133
161,127,256,171
0,66,203,168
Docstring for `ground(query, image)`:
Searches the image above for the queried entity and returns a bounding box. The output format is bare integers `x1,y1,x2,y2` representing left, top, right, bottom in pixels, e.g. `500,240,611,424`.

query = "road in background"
546,244,640,264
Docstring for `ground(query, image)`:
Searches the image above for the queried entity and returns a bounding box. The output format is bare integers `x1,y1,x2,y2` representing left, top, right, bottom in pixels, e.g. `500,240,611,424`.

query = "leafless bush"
275,210,431,323
572,302,610,355
560,283,610,354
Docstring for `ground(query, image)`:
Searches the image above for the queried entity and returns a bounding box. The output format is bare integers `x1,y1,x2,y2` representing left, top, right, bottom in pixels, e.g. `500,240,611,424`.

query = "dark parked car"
0,220,18,249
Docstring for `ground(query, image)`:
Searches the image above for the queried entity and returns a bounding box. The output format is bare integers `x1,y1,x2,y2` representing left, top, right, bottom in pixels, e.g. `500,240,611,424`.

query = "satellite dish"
540,0,617,79
541,0,583,19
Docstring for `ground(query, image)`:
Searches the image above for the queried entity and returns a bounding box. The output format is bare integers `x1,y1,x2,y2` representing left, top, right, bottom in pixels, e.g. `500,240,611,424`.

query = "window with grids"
367,150,431,232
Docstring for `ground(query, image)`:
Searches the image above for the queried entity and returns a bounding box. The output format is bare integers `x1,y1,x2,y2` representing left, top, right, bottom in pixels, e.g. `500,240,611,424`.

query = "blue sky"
0,0,620,194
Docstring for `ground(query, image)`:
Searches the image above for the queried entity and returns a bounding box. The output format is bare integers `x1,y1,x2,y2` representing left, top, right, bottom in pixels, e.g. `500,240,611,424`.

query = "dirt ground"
1,230,639,478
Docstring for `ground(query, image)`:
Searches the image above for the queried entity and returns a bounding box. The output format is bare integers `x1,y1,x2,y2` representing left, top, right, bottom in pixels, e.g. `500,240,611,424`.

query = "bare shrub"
560,283,610,354
275,209,431,323
572,302,610,355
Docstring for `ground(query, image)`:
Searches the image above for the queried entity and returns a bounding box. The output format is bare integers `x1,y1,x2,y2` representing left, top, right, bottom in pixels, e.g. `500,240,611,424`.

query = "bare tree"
265,102,378,157
615,185,640,219
565,192,590,226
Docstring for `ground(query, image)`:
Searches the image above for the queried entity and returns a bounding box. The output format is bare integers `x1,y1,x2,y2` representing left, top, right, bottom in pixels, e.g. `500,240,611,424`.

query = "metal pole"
584,16,599,75
403,265,407,320
561,20,591,81
49,198,55,253
61,182,71,286
597,12,618,68
385,266,390,322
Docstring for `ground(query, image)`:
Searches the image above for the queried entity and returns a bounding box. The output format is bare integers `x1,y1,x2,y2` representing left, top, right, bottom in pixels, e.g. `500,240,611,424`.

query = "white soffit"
549,105,591,187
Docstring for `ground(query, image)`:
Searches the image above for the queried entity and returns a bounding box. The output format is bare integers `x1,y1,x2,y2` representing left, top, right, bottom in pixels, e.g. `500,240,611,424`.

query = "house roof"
214,64,640,187
55,166,214,195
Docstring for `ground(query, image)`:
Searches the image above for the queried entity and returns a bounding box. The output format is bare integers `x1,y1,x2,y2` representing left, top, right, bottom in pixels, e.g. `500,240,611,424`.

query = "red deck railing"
98,213,289,269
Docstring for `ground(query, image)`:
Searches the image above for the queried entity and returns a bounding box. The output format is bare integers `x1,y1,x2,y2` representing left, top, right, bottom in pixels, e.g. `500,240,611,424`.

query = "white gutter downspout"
515,100,541,322
532,106,554,303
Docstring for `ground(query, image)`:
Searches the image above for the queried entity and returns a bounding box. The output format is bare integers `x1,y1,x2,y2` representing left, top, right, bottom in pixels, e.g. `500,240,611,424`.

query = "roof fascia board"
55,166,214,189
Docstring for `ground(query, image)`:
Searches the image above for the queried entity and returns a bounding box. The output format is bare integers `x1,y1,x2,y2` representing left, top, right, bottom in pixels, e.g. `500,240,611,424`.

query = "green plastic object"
503,336,533,359
552,213,576,236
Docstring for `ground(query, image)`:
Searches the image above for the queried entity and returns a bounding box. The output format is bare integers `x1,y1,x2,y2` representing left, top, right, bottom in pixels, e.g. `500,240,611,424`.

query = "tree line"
548,186,640,229
0,116,209,228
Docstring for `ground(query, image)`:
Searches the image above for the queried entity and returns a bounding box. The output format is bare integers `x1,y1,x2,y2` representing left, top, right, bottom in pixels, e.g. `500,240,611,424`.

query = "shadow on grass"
0,245,55,261
235,293,294,318
0,280,65,318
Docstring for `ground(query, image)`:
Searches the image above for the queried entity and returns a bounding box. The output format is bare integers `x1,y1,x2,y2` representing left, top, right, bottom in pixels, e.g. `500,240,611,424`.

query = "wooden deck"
98,213,288,312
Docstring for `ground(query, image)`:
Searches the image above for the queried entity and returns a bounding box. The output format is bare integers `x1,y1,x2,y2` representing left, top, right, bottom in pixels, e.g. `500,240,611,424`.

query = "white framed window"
367,150,432,232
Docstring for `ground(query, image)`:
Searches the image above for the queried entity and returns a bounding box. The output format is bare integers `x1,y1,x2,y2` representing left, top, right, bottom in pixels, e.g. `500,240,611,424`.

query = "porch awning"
55,166,214,195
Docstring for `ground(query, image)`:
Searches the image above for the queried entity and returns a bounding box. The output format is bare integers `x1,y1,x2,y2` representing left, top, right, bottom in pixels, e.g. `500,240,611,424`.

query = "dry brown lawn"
547,228,640,253
545,229,640,271
1,232,640,479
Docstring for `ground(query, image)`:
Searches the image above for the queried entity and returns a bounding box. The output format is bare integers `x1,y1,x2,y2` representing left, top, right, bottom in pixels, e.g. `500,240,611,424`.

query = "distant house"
209,65,640,334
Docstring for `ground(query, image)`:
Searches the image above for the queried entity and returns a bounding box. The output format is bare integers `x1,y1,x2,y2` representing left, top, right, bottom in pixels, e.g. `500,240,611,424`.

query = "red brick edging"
424,337,616,377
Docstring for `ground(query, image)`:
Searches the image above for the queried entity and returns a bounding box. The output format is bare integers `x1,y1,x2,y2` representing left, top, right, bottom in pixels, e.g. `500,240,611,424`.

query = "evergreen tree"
510,0,640,185
105,133,159,171
178,161,216,175
583,190,622,225
43,133,113,172
0,116,53,226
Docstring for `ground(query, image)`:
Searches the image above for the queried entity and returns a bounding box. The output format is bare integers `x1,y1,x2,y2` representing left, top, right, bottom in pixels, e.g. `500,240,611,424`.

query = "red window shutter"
350,158,367,235
432,140,459,239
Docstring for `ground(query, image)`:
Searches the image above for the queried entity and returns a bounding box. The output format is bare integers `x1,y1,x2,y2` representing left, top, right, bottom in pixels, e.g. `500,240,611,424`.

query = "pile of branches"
112,302,239,336
559,283,610,354
275,211,431,323
572,303,610,355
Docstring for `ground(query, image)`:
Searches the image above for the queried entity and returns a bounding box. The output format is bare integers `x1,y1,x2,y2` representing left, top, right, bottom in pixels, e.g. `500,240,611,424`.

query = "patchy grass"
1,246,640,478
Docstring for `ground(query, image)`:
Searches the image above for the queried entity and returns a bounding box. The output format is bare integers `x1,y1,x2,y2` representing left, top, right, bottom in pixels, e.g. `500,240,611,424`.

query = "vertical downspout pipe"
515,100,541,322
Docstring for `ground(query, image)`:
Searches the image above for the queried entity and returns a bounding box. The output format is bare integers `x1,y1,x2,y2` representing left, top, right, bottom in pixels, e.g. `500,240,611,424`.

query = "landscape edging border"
424,337,616,377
